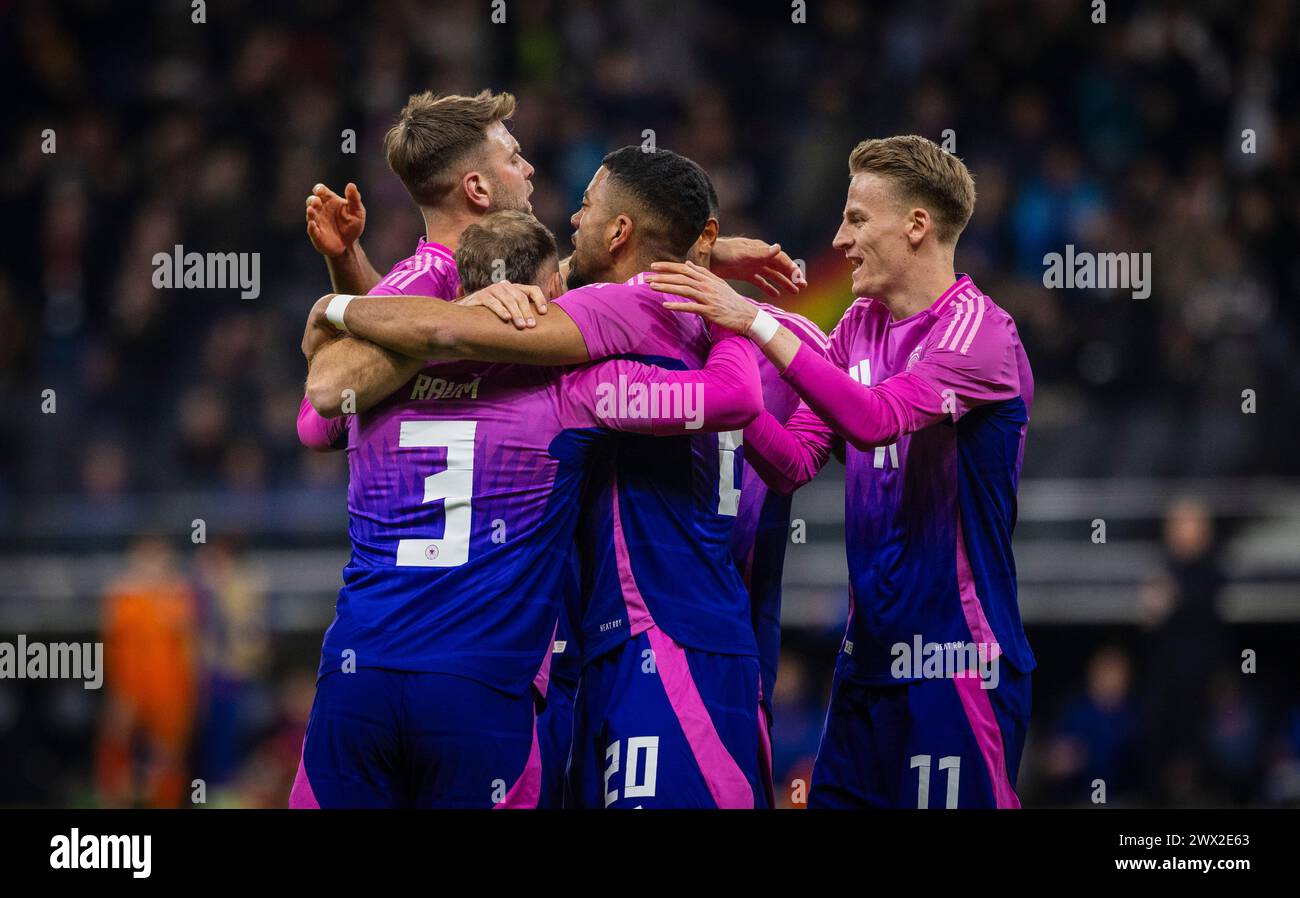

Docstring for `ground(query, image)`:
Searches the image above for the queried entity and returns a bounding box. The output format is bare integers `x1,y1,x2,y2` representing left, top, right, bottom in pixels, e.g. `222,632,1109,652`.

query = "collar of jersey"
416,238,457,265
887,273,975,327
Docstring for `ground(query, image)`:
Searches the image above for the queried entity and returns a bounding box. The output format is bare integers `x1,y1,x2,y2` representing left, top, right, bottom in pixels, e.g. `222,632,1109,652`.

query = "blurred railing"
2,477,1298,633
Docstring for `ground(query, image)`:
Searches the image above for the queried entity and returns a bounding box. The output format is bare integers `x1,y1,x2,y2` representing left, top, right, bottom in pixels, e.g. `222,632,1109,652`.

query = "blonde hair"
384,90,517,206
848,135,975,243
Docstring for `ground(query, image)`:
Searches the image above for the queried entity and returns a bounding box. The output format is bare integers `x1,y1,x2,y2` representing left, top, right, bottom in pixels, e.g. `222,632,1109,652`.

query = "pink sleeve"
559,334,762,435
297,394,349,452
772,297,1021,451
906,309,1021,421
779,345,947,451
741,404,836,494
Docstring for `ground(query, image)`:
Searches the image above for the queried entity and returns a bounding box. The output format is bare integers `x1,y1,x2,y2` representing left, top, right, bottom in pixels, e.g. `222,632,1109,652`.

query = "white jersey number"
717,430,742,516
848,358,899,469
604,736,661,807
910,753,961,808
395,420,476,567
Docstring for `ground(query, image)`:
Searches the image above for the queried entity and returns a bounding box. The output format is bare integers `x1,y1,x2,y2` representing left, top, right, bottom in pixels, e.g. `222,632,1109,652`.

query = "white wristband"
325,294,356,332
748,309,780,346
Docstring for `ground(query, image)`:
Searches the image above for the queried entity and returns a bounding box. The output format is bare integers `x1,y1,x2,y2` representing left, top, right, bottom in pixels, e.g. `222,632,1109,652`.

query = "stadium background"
2,0,1298,807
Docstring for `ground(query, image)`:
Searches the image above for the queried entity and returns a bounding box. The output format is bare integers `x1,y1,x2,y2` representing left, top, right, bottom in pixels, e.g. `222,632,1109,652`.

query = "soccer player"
684,164,832,805
450,211,577,810
647,135,1036,809
303,90,803,422
306,148,775,807
292,205,765,808
301,90,533,424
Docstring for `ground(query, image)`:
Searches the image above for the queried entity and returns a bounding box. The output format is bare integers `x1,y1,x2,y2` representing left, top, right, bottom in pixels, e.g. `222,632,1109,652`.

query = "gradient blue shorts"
809,653,1030,809
290,668,540,809
568,627,766,809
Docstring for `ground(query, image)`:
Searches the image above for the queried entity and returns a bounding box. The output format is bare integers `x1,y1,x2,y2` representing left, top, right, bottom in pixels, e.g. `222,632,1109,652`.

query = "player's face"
566,166,615,289
483,121,535,213
832,173,914,298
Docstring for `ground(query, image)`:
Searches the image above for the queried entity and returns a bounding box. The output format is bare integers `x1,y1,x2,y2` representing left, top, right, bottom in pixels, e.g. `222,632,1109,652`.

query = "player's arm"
556,238,804,297
301,305,428,416
296,394,349,451
324,241,383,295
650,260,939,448
769,308,1020,451
305,182,383,295
741,405,837,494
301,278,560,417
652,261,1019,449
309,284,592,367
769,348,947,450
563,333,763,435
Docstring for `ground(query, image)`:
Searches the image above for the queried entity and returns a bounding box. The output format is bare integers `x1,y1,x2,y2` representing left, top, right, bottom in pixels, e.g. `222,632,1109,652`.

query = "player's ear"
906,207,930,248
546,269,564,299
700,217,720,246
690,217,720,266
455,284,465,299
607,214,634,254
463,171,491,211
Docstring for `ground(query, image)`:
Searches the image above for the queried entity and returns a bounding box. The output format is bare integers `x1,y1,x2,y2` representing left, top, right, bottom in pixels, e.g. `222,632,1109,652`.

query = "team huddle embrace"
289,89,1035,810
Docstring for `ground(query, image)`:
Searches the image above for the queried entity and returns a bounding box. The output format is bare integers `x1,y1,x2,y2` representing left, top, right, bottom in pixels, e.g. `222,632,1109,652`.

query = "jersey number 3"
396,420,476,567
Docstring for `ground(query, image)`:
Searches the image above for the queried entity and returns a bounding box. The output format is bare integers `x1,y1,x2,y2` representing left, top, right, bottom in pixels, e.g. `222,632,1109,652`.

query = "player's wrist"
325,294,356,332
747,309,779,346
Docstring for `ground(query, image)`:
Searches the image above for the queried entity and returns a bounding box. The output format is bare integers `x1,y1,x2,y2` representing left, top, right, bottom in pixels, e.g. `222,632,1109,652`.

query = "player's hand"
459,281,549,329
457,281,548,329
302,294,343,361
648,261,759,336
306,182,366,258
709,237,805,297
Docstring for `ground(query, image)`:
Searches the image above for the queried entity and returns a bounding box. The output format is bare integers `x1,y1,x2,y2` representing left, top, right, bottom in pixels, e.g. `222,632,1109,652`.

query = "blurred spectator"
1041,646,1140,805
768,649,826,808
1137,497,1230,805
96,535,199,808
194,537,271,790
1204,671,1264,804
226,671,315,809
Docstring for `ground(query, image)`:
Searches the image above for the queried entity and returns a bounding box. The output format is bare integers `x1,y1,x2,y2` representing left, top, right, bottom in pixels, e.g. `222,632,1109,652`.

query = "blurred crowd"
4,0,1299,498
1,0,1298,806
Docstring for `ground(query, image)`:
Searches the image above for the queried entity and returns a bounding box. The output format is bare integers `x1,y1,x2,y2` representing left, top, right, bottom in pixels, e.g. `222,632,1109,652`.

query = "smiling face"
481,120,535,213
831,172,922,299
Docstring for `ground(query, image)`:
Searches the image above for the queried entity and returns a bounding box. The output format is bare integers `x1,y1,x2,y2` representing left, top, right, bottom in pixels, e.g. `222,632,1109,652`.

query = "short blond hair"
384,90,517,206
848,135,975,244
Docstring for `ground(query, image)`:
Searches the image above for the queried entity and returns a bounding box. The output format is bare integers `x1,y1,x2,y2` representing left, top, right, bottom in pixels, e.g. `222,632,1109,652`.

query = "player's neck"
607,251,656,285
881,253,957,321
419,206,477,252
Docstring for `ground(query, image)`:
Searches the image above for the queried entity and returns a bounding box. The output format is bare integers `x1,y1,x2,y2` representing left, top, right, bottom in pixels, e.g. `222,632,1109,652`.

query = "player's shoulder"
554,276,670,317
826,295,881,342
374,239,459,296
927,277,1016,355
840,295,884,325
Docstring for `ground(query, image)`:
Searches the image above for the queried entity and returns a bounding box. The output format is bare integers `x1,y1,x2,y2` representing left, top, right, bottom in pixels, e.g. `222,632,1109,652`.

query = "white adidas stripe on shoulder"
388,253,443,292
937,287,990,355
